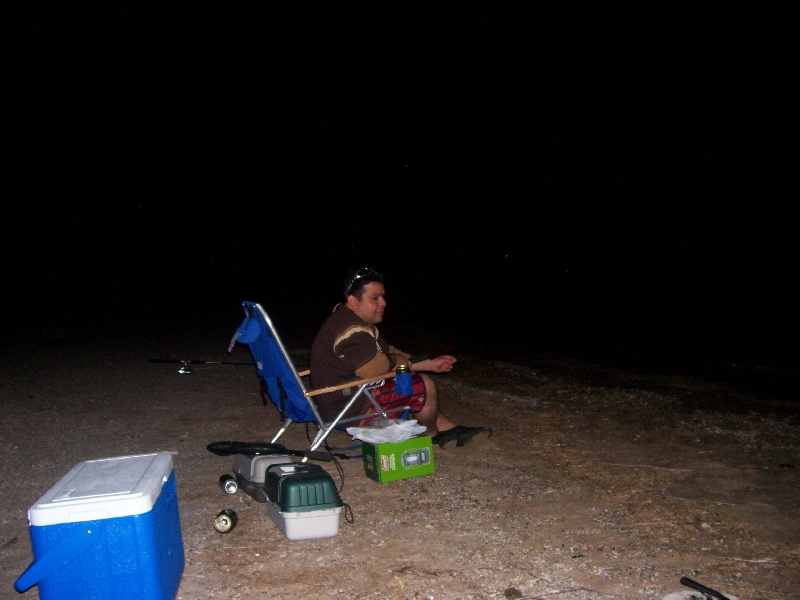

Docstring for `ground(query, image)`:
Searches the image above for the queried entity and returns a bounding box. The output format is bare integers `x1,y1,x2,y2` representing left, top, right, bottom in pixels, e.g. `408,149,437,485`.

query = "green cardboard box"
362,436,435,483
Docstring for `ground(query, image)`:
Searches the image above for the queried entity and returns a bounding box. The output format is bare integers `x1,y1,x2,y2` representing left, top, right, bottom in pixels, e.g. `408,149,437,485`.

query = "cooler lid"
28,452,175,526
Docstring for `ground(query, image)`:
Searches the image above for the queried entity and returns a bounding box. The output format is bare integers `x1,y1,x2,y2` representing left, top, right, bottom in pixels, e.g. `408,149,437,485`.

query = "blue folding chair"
228,301,411,453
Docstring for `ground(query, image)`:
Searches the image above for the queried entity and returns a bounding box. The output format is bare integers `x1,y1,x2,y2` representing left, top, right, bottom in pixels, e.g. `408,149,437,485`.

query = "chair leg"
271,418,293,444
309,430,328,451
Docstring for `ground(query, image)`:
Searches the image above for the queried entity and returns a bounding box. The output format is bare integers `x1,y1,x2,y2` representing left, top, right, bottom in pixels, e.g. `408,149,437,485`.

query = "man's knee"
419,372,435,390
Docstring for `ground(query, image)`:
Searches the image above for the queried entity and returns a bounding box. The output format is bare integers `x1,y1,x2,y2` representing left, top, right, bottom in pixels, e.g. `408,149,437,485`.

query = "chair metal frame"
228,301,411,451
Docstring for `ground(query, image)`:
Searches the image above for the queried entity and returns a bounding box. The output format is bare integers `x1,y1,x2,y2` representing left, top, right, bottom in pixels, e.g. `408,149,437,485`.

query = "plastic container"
264,462,343,540
232,453,293,502
14,452,184,600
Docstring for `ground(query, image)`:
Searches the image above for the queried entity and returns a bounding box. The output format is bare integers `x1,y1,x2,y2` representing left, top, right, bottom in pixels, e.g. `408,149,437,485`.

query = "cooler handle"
14,521,102,593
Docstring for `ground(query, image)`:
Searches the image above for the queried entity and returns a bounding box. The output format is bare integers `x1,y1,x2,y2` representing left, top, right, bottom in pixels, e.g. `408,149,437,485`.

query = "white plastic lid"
28,452,175,526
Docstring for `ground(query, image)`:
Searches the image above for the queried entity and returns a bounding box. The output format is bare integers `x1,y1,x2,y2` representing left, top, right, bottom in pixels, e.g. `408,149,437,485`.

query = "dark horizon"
6,9,795,384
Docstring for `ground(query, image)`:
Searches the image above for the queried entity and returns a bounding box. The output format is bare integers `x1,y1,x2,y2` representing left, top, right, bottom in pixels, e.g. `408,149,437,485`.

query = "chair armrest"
305,370,396,397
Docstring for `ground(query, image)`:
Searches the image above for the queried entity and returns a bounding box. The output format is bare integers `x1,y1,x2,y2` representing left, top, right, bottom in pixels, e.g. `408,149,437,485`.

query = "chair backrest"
229,301,319,424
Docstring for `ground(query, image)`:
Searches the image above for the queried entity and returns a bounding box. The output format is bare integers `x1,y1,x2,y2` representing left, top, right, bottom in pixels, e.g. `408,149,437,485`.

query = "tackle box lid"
265,463,343,512
28,452,175,526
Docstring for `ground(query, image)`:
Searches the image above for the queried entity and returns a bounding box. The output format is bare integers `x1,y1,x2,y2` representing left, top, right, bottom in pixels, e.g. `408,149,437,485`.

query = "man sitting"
310,267,492,448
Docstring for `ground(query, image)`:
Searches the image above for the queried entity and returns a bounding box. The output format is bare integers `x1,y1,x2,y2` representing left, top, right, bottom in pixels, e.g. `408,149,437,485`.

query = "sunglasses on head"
344,267,380,297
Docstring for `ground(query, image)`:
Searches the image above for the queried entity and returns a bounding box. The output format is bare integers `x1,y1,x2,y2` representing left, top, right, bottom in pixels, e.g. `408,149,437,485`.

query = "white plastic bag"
346,418,427,443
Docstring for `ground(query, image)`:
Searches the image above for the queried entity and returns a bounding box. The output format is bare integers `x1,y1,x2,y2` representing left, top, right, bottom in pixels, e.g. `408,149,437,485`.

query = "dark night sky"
5,8,795,370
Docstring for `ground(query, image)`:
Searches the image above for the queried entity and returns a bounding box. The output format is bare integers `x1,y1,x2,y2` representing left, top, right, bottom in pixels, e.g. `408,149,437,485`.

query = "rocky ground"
2,320,798,599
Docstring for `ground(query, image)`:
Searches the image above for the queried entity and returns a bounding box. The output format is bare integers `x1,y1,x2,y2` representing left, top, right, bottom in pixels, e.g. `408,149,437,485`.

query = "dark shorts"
365,372,426,422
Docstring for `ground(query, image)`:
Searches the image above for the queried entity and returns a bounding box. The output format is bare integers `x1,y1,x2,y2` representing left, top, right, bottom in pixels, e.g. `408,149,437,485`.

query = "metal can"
395,364,413,396
214,508,238,533
219,474,238,494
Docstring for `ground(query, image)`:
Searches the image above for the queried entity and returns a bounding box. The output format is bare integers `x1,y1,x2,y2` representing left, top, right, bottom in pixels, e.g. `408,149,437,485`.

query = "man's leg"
415,374,493,447
414,373,457,437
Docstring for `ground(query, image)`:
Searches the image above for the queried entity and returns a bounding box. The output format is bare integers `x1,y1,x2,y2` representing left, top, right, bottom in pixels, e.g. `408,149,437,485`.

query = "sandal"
432,425,493,448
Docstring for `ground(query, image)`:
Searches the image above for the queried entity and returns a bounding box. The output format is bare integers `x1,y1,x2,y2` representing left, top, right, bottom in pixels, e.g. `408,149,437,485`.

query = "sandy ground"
2,315,798,600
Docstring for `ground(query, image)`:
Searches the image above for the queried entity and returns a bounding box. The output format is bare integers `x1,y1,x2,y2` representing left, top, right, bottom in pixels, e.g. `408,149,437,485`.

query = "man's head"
342,267,384,300
343,267,386,325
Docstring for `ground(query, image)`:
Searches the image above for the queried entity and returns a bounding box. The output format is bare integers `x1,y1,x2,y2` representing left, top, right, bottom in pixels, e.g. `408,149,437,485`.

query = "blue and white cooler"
14,452,185,600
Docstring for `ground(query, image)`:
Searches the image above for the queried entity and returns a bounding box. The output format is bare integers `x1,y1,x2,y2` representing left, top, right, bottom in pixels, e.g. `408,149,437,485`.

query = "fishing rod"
206,441,333,462
149,358,253,365
149,358,253,374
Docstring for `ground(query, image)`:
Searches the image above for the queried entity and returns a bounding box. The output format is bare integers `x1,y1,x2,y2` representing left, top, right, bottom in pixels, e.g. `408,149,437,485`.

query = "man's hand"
413,354,456,373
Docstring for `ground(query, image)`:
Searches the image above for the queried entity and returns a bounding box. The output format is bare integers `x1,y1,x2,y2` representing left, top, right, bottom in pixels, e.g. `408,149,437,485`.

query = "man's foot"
432,425,492,448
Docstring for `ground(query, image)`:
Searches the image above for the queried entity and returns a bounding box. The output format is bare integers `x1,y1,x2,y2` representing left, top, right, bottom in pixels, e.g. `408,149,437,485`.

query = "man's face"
351,281,386,325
